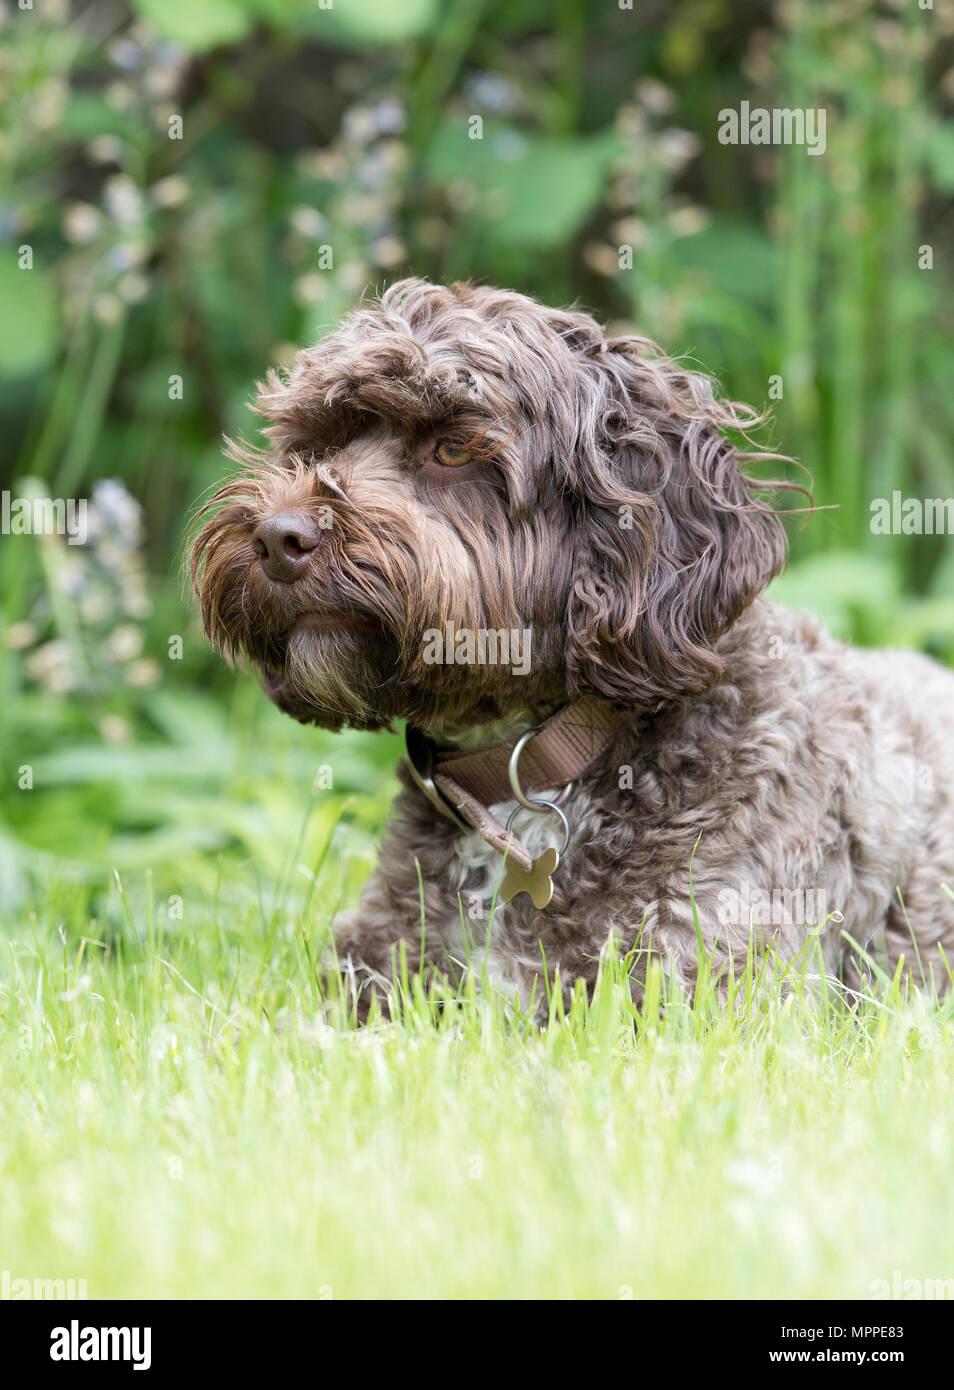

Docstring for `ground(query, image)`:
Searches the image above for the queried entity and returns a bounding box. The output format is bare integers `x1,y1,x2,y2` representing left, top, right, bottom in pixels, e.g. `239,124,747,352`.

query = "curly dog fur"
192,278,954,1015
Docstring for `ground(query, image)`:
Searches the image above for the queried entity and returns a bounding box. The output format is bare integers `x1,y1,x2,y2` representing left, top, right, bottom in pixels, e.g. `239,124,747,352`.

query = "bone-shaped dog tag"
499,847,559,909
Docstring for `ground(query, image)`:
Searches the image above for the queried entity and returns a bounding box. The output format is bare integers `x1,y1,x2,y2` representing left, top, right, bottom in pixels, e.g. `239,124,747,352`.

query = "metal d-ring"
405,726,469,831
507,727,574,811
505,797,571,858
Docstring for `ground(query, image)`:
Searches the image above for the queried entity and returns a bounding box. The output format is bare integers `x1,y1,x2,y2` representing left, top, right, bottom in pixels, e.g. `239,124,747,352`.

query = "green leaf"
0,255,58,378
426,125,620,249
671,220,778,306
59,93,150,144
298,0,440,46
925,120,954,194
130,0,254,53
768,552,902,644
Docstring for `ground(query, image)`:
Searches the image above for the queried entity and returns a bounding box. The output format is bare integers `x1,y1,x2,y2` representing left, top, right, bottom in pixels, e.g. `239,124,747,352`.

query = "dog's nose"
251,512,322,582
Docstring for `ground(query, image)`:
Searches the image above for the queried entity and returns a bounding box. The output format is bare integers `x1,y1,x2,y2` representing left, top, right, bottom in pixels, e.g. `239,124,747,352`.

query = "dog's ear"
563,335,790,707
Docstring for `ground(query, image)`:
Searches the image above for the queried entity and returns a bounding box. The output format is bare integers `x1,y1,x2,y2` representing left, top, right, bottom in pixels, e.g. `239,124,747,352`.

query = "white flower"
290,207,329,240
635,77,675,116
119,271,150,305
370,98,405,134
656,128,702,170
4,621,37,651
63,203,102,245
293,273,328,306
103,625,144,663
338,261,369,294
99,714,131,744
126,658,160,688
151,176,188,209
342,105,376,145
88,135,125,165
369,236,405,269
668,205,709,238
103,175,144,228
467,73,517,116
108,38,142,72
93,294,123,325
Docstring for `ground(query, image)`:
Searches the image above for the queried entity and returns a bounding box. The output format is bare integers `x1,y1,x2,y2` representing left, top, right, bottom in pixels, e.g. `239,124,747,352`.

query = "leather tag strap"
432,775,534,871
433,697,624,808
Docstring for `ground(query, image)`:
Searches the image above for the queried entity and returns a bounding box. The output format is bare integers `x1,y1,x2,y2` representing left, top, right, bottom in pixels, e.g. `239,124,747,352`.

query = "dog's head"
190,279,789,732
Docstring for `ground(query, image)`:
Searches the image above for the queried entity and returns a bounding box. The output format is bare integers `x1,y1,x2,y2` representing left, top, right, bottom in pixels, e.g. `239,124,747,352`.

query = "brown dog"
192,278,954,1017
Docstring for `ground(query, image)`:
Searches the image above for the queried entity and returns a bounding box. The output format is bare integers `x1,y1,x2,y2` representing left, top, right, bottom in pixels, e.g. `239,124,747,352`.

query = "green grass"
4,846,954,1299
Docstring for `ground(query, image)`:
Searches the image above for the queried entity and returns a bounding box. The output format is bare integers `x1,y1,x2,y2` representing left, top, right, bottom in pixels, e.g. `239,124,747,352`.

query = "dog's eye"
435,443,472,467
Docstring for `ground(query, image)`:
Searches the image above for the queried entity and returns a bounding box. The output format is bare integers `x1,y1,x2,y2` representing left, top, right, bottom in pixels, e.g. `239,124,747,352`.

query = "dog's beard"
268,614,556,733
273,613,398,730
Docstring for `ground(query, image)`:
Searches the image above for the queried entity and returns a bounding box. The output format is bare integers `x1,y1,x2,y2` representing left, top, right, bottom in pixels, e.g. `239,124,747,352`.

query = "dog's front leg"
325,805,461,1021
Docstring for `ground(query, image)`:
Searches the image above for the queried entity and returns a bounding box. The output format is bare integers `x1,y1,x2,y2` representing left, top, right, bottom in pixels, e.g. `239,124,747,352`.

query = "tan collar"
405,698,626,872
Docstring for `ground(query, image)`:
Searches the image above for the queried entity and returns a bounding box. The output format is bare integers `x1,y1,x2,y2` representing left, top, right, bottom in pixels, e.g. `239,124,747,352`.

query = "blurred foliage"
0,0,952,904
